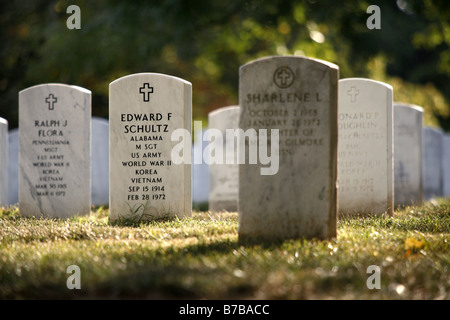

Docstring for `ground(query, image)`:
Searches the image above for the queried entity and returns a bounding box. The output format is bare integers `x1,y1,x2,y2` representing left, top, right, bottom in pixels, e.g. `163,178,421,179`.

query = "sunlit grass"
0,200,449,299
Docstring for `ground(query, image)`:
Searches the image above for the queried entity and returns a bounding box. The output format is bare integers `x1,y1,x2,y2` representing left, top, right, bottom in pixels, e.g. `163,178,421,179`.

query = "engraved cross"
45,94,58,110
139,83,154,102
277,69,292,86
347,86,359,103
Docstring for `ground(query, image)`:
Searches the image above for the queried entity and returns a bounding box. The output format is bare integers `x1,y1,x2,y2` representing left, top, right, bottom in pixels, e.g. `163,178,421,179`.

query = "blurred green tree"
0,0,449,130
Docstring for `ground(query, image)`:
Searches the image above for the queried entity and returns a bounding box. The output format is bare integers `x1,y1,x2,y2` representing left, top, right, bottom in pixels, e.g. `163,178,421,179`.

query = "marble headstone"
393,103,424,207
7,129,18,206
423,127,443,200
0,118,8,207
239,55,338,241
443,134,450,197
9,121,110,207
109,73,192,221
19,84,91,218
338,78,393,216
192,129,209,205
208,106,239,212
91,117,109,206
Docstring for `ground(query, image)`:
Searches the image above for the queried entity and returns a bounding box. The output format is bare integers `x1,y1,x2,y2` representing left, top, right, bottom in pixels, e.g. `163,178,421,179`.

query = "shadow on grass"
88,235,333,299
109,214,178,227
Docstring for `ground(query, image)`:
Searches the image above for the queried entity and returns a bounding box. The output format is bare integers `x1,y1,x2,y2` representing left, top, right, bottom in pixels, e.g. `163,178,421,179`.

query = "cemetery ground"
0,200,449,300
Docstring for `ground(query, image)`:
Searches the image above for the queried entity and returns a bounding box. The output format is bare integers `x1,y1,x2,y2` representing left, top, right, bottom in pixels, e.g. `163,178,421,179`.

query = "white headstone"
7,129,18,206
192,129,209,205
338,78,393,216
394,103,424,207
208,106,239,212
443,134,450,197
91,117,109,206
423,127,443,200
19,84,91,218
11,119,111,207
109,73,192,221
239,55,338,241
0,118,8,207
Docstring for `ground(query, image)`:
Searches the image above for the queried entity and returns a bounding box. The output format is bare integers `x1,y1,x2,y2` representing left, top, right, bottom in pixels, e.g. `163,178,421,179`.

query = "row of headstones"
1,118,109,207
3,110,446,210
1,117,207,207
0,55,448,242
206,106,450,212
4,112,447,210
0,76,193,221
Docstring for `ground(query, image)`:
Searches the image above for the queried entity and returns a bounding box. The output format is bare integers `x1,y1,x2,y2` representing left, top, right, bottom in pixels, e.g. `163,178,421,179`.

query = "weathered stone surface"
7,129,18,206
443,134,450,197
239,55,338,241
192,129,209,205
109,73,192,221
0,117,8,207
19,84,91,218
91,117,109,206
423,127,443,200
338,78,394,216
208,106,239,212
393,103,424,207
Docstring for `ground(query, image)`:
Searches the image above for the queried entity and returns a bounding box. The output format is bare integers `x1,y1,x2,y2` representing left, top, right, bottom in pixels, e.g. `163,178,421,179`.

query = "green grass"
0,200,449,300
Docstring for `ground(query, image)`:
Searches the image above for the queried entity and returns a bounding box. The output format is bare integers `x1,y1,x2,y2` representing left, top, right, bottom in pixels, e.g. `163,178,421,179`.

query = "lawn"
0,199,449,300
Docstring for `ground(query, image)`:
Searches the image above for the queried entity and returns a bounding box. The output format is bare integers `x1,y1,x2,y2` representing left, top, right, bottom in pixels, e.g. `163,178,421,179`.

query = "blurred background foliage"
1,0,449,130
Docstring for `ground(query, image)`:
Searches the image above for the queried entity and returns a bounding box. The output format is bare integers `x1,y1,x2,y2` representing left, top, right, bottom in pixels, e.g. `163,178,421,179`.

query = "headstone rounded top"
108,71,192,221
92,116,109,125
18,82,91,218
339,77,393,90
0,115,8,207
240,55,339,71
208,105,239,118
394,102,424,113
109,72,192,86
238,55,338,240
20,83,91,94
8,128,18,137
338,76,394,216
424,126,444,134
